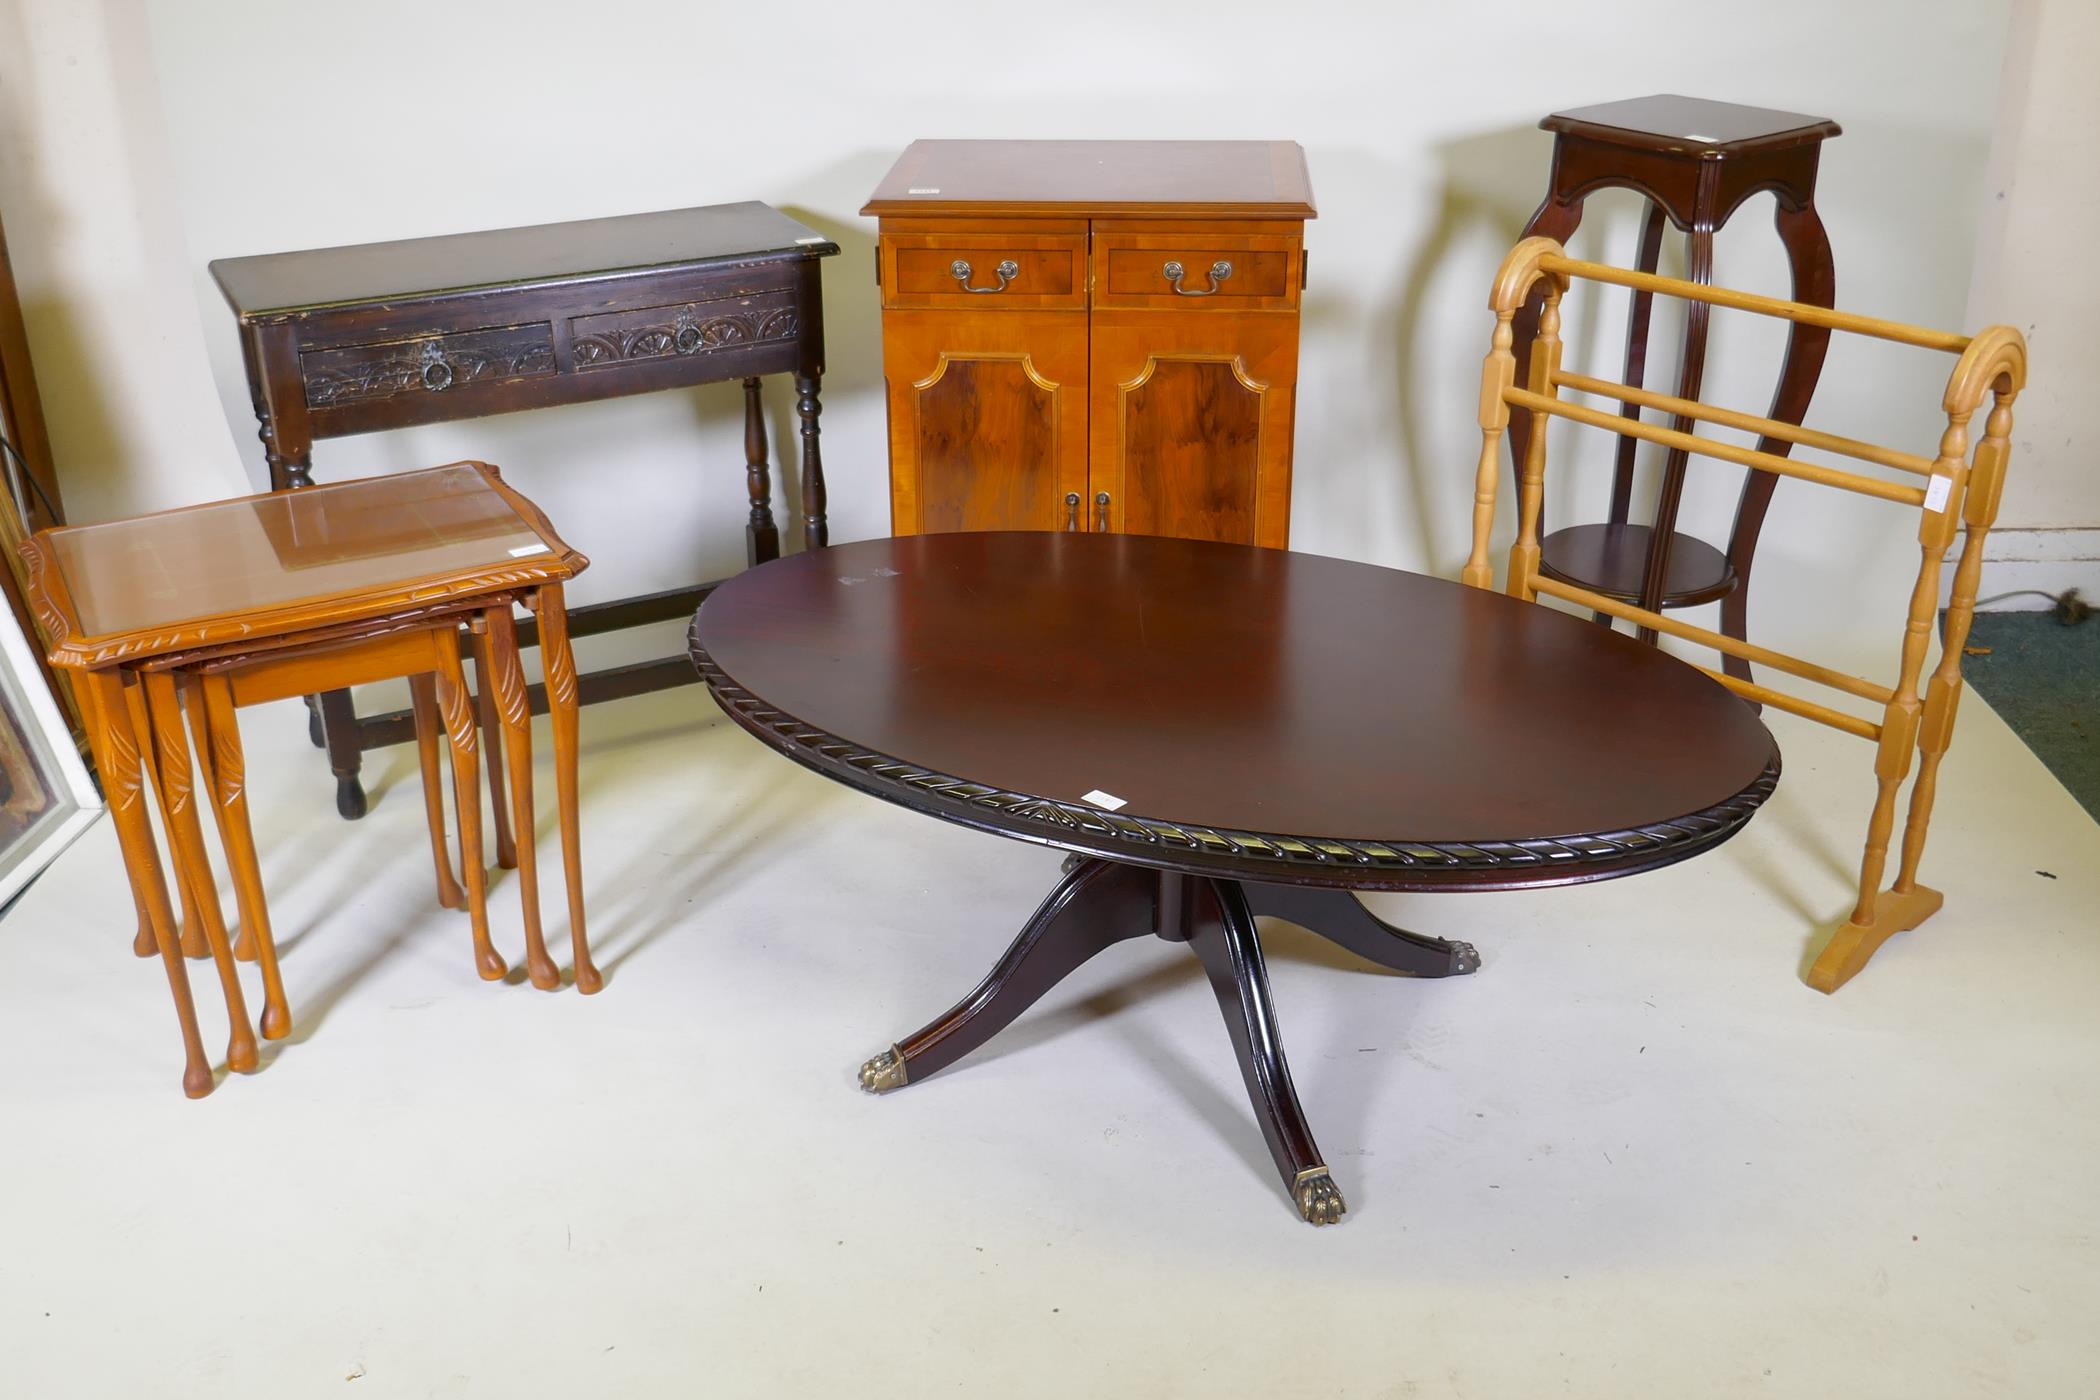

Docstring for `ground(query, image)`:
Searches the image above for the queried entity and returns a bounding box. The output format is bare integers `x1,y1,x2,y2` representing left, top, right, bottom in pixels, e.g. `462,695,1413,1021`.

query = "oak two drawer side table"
864,140,1314,547
211,202,839,817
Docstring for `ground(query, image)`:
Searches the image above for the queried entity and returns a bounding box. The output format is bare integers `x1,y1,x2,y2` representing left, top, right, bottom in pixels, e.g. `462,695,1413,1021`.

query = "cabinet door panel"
1088,310,1298,547
883,309,1089,535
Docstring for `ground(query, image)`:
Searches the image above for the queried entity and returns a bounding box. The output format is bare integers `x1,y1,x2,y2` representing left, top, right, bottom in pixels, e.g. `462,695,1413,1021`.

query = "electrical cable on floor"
1972,588,2090,625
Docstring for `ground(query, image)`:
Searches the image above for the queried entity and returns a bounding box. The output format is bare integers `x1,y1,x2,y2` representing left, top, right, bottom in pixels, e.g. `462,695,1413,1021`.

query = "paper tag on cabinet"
1081,790,1128,811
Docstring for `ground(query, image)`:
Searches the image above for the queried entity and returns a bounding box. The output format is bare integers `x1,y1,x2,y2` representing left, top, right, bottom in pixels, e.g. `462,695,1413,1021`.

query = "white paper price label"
1924,473,1953,513
1081,790,1127,812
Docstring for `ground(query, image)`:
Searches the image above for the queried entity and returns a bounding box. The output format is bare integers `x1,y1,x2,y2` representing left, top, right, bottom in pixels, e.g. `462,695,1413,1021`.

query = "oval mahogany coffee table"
690,532,1780,1225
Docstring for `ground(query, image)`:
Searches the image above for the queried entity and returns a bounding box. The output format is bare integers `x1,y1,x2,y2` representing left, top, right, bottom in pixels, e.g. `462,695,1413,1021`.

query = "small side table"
1507,95,1839,680
211,202,838,818
24,462,593,1097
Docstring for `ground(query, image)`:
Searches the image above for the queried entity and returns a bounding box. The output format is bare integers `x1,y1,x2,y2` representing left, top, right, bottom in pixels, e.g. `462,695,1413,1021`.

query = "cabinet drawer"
569,289,799,369
300,322,555,409
880,232,1087,311
1091,230,1302,311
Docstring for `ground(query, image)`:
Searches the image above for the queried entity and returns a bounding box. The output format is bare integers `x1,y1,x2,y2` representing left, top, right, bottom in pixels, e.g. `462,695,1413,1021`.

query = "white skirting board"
1952,526,2100,609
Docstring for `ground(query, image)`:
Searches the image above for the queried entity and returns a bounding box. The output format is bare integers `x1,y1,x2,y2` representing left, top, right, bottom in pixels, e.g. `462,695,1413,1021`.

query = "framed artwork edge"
0,582,101,911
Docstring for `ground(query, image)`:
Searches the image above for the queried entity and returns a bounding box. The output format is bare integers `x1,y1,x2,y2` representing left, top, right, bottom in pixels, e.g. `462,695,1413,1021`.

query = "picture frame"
0,583,99,909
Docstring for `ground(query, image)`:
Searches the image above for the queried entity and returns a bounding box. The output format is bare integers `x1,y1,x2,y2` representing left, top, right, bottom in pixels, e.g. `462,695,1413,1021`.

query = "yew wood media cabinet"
864,141,1315,547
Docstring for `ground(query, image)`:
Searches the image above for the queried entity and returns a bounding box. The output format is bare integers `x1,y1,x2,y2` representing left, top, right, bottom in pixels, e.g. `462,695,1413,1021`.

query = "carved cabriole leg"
742,377,780,566
1244,883,1479,977
1724,197,1837,683
1462,309,1518,590
124,680,208,958
468,620,518,871
86,670,214,1098
1605,202,1671,529
318,689,365,819
857,859,1155,1092
141,670,257,1074
795,372,827,550
1809,413,1974,994
75,674,156,957
434,642,505,981
532,583,600,993
1184,879,1343,1225
409,674,467,911
484,606,557,991
189,673,291,1041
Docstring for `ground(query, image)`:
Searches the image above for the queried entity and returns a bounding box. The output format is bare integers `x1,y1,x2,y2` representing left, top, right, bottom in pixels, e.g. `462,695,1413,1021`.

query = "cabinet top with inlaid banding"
863,141,1316,221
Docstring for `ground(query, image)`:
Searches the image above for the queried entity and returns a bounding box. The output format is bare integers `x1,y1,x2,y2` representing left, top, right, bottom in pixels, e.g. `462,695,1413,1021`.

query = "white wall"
1965,0,2100,606
0,0,246,521
7,0,2018,685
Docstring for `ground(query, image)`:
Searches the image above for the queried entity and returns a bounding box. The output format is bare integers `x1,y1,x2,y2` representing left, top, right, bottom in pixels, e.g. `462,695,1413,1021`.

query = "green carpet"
1957,610,2099,820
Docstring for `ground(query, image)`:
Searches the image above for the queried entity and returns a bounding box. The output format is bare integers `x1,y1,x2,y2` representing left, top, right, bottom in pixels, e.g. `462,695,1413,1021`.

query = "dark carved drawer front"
301,323,556,408
569,291,799,370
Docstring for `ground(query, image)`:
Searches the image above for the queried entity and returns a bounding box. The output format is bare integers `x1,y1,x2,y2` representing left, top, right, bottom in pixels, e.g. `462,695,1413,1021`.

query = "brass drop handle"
1065,491,1081,531
418,341,454,391
1163,259,1232,297
952,258,1021,294
1094,491,1111,532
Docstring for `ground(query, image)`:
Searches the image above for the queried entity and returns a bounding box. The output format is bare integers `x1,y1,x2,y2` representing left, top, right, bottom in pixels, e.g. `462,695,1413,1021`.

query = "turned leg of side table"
742,377,780,566
532,583,600,993
317,689,367,820
796,372,827,549
83,670,214,1098
483,606,559,991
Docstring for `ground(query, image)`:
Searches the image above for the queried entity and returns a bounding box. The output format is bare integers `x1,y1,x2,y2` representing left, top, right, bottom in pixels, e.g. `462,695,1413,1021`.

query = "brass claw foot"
1294,1167,1346,1226
859,1045,908,1094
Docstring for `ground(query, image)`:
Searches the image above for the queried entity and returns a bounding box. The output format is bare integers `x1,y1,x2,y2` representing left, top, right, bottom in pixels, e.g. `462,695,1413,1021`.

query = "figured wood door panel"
882,309,1090,534
1087,310,1299,548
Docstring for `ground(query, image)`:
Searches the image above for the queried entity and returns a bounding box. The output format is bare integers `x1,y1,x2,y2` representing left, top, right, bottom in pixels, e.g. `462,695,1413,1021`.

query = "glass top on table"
36,463,567,656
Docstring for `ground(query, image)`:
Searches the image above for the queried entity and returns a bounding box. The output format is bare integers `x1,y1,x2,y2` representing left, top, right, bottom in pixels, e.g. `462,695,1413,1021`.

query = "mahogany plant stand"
1506,95,1840,681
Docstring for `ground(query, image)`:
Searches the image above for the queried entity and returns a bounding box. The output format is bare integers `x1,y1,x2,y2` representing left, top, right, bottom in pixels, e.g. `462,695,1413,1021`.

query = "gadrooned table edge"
687,622,1782,894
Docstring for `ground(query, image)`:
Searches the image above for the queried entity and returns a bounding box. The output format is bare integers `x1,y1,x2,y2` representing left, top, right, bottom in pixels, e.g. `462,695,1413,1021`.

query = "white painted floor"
1,680,2096,1398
